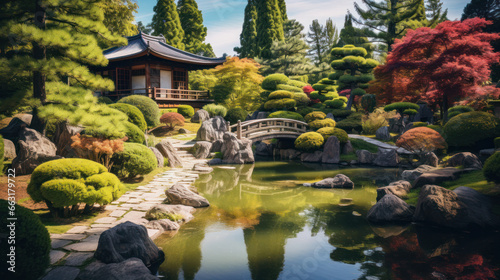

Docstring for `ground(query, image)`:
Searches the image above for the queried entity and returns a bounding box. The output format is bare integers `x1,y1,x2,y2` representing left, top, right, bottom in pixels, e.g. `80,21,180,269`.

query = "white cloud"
206,22,243,57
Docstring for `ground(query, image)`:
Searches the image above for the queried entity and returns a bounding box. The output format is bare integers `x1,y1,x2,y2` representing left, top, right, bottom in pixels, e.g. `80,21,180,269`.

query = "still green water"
155,161,500,280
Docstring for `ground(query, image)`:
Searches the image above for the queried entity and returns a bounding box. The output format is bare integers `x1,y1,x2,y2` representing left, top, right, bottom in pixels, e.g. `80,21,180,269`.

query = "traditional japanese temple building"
95,31,226,108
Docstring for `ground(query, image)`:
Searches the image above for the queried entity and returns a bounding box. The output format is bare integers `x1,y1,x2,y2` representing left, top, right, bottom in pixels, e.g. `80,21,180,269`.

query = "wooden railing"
229,118,309,141
98,88,211,101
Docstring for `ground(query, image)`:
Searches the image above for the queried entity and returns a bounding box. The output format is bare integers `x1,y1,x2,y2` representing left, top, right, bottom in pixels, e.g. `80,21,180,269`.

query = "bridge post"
227,121,230,132
237,120,242,139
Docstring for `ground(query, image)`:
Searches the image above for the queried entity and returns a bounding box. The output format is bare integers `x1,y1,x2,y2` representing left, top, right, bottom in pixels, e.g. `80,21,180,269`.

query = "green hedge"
0,135,3,174
295,132,324,151
109,103,147,131
324,99,345,109
444,111,499,147
293,93,310,107
203,104,228,117
287,79,307,88
0,200,50,280
124,122,145,144
305,111,326,122
309,118,336,130
268,111,305,121
483,152,500,184
118,95,160,128
277,84,303,93
98,96,113,104
268,90,294,99
298,107,314,117
177,105,195,118
448,105,474,119
264,98,296,110
336,113,363,133
225,108,248,124
28,159,124,212
317,127,348,143
384,102,419,112
112,143,157,178
262,74,289,91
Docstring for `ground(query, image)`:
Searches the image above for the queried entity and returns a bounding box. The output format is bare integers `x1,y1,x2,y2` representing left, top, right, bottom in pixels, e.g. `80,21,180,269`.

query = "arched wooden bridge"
229,118,308,141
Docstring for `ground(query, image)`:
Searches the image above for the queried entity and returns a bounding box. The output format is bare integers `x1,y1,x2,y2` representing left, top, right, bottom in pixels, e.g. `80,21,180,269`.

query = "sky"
135,0,471,57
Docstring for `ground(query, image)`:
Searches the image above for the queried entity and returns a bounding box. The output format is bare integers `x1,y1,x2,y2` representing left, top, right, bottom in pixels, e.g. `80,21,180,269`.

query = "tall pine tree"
178,0,215,57
307,20,327,65
278,0,288,21
152,0,185,50
234,0,258,58
337,15,373,57
256,0,285,58
325,19,339,52
100,0,138,38
426,0,448,26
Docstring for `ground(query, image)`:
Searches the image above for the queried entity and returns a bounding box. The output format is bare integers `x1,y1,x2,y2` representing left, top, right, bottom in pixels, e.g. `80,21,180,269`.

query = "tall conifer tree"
235,0,258,58
278,0,288,21
178,0,215,57
152,0,185,50
426,0,448,26
337,15,373,57
256,0,285,58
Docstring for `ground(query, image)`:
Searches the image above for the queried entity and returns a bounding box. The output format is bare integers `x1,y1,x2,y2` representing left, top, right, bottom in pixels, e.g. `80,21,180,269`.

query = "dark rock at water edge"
321,136,340,164
193,141,212,159
255,141,273,157
373,148,399,167
220,132,254,164
412,167,473,189
376,180,412,201
311,174,354,189
165,183,210,208
401,165,437,182
356,149,376,164
301,151,323,162
77,258,159,280
367,194,415,224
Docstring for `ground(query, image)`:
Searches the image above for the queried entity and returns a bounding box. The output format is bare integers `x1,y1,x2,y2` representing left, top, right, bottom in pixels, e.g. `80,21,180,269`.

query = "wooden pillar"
237,120,242,139
145,62,151,90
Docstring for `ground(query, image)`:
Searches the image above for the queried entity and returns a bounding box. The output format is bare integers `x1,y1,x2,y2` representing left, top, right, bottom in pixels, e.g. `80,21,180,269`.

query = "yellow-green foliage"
264,98,296,110
268,111,305,121
362,108,397,135
483,152,500,184
444,111,499,147
109,103,147,131
268,90,294,99
203,104,228,117
305,111,326,122
324,98,346,109
317,127,348,143
124,122,145,144
277,84,303,93
27,159,124,208
177,105,195,118
0,200,50,280
118,95,160,128
309,118,336,130
262,74,289,91
293,93,310,107
112,143,157,178
295,132,324,151
287,79,307,88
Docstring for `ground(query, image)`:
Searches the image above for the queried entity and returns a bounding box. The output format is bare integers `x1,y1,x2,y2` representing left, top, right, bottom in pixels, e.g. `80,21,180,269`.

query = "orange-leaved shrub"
160,112,185,130
396,127,446,155
71,134,125,170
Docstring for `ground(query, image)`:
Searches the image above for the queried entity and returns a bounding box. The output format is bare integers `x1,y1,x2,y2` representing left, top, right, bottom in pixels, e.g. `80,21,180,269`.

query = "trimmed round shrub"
98,96,113,104
118,95,160,128
0,200,50,280
177,105,195,118
264,98,296,110
351,88,366,96
444,111,499,147
277,84,303,93
0,135,3,174
448,105,474,119
317,127,348,143
124,122,145,144
293,92,310,106
483,152,500,184
403,108,418,115
298,107,314,117
112,143,157,178
325,109,353,118
109,103,147,131
262,74,289,91
268,90,294,99
324,99,345,109
396,127,447,154
260,91,272,100
287,79,307,88
384,102,419,113
309,118,336,130
27,159,124,213
305,111,326,122
203,104,228,117
268,111,305,121
336,113,363,133
225,108,248,124
294,132,324,151
160,112,185,130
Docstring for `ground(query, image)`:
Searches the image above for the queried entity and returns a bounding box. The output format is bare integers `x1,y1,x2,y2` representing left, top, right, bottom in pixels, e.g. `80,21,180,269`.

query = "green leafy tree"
152,0,185,50
256,0,285,58
178,0,215,57
426,0,448,26
136,21,153,34
235,0,258,58
100,0,138,38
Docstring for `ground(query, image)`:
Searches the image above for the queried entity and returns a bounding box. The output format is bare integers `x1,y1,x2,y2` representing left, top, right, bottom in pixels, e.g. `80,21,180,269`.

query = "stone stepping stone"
109,210,126,217
122,211,146,220
119,204,137,209
66,226,90,234
84,228,107,235
41,266,80,280
104,205,118,211
64,252,93,266
94,217,117,224
50,234,87,241
51,239,72,249
90,223,114,229
64,235,100,252
50,250,66,264
126,199,143,204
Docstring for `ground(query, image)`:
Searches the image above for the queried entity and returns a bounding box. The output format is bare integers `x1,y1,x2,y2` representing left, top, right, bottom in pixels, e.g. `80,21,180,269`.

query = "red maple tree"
376,18,500,120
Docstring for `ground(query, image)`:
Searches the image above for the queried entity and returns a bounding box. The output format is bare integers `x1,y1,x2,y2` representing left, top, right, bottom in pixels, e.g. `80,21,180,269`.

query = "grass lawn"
349,138,380,153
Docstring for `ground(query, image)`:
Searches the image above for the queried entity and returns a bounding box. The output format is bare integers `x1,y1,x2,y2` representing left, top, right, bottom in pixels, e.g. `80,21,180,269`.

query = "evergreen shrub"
268,111,305,121
305,111,326,122
112,143,157,178
262,74,289,91
118,95,160,127
109,103,147,131
294,132,324,151
309,118,336,130
203,104,228,117
317,127,348,143
264,98,296,110
483,152,500,184
443,111,499,147
225,108,248,124
177,105,195,118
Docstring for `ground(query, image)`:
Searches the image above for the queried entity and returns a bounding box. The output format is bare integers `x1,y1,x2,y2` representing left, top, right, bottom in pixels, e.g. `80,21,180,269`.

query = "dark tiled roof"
103,31,226,66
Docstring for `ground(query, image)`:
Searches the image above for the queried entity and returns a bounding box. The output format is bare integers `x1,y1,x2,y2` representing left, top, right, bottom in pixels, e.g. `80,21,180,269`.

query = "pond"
155,161,500,280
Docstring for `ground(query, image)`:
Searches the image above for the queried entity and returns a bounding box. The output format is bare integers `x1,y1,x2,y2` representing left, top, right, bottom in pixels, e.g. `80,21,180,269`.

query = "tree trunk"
31,1,47,134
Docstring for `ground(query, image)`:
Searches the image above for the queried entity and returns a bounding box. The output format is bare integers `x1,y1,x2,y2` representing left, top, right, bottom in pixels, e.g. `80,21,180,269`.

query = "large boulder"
146,219,180,231
375,126,391,141
12,127,61,174
94,222,165,274
3,138,16,160
453,186,500,229
255,142,273,157
220,132,254,164
367,194,415,223
322,136,340,164
191,109,210,123
342,140,354,155
77,258,159,280
193,141,212,159
401,165,437,182
196,116,227,141
210,139,223,153
311,174,354,189
145,204,195,223
373,148,400,167
148,147,164,168
256,111,269,119
445,152,482,170
420,152,439,167
413,167,469,189
0,116,31,142
52,121,84,158
356,150,375,164
155,139,183,168
165,183,209,208
300,151,323,162
376,180,412,201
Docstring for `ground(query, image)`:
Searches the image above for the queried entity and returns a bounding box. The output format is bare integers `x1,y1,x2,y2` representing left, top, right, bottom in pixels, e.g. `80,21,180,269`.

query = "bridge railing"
229,118,309,140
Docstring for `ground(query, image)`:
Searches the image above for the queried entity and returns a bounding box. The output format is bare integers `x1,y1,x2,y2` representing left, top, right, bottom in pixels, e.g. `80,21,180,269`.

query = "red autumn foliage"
160,112,185,130
396,127,446,154
302,85,313,95
376,18,500,118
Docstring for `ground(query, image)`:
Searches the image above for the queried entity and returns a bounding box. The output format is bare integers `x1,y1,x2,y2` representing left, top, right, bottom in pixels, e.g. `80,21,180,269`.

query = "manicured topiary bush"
124,122,145,144
324,109,353,118
0,135,4,174
109,103,147,131
317,127,348,143
403,108,418,115
28,159,124,216
268,90,294,99
396,127,447,154
293,93,310,107
443,111,499,147
98,96,113,104
112,143,157,178
0,200,50,280
336,113,363,133
118,95,160,128
324,98,346,109
309,118,336,130
277,84,303,93
305,111,326,122
384,102,420,114
203,104,228,117
448,105,474,119
268,111,305,122
177,105,195,118
294,132,324,151
287,79,307,88
262,74,289,91
160,112,185,130
225,108,248,124
483,152,500,184
412,122,428,128
264,98,296,110
298,107,314,117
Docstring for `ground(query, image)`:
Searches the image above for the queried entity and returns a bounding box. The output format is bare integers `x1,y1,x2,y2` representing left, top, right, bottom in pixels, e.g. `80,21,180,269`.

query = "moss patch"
350,138,379,153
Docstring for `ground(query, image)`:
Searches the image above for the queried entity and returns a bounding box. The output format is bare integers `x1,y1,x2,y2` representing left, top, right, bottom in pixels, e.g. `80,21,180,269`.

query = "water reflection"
155,161,500,280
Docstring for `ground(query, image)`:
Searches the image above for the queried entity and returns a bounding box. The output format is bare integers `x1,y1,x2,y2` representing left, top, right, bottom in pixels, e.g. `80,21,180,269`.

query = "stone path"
42,139,209,280
348,134,412,155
